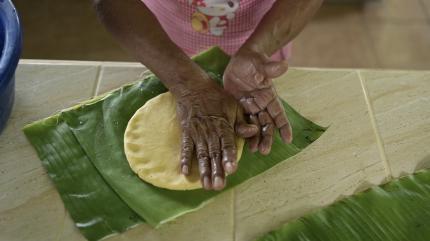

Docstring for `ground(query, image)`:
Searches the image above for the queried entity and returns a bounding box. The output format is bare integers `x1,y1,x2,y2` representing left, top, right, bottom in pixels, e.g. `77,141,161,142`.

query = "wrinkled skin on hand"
176,80,258,191
223,48,293,155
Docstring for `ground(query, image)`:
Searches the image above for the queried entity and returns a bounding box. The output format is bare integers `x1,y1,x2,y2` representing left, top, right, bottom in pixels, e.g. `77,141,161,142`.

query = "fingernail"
213,176,224,191
259,145,271,155
287,135,293,144
203,176,211,190
280,128,293,144
181,165,189,175
255,73,264,82
225,162,237,174
249,144,258,153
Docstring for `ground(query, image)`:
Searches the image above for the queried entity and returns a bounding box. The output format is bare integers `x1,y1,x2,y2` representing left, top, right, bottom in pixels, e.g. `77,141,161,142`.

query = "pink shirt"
142,0,291,60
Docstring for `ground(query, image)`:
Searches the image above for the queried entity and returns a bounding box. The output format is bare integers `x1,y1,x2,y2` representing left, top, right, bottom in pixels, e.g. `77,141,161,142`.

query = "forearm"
93,0,210,95
242,0,323,56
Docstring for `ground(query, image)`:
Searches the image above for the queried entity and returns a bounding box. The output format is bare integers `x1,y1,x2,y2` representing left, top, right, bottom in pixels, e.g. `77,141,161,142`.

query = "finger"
207,120,224,191
193,122,212,190
264,61,288,78
280,124,293,144
239,97,260,115
217,120,238,175
251,88,276,110
235,106,259,138
255,63,272,88
258,111,274,155
247,114,260,153
266,98,285,121
254,72,265,84
180,129,194,175
272,111,293,143
273,112,289,129
266,98,293,143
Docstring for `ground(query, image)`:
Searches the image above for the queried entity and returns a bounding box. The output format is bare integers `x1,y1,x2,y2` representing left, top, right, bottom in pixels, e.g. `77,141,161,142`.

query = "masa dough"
124,92,244,190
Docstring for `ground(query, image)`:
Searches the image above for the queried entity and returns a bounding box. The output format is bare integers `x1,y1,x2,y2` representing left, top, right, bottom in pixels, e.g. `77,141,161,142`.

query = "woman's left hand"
223,48,293,155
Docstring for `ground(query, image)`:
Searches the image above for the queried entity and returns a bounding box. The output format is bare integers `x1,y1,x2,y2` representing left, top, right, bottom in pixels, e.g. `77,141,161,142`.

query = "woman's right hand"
175,75,258,191
223,47,292,155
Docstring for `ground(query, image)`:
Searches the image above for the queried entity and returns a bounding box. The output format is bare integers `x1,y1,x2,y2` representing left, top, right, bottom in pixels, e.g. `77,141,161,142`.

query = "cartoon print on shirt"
189,0,240,36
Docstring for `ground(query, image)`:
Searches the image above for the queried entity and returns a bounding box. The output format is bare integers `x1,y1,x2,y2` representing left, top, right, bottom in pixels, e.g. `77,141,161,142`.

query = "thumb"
235,106,259,138
264,61,288,79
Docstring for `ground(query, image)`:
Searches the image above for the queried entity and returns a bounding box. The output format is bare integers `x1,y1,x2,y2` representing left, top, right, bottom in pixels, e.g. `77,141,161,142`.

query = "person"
94,0,322,191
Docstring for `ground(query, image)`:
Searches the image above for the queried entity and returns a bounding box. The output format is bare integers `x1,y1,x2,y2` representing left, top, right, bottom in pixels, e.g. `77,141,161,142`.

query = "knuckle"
208,143,220,152
262,124,274,136
180,157,190,165
180,120,189,128
252,88,274,104
200,170,210,177
182,145,193,153
210,151,221,161
181,150,193,160
258,112,271,124
212,162,223,176
249,114,259,124
219,120,234,133
221,139,235,149
222,149,237,163
267,99,283,117
240,98,260,114
181,138,193,148
196,140,207,150
274,113,288,128
198,157,210,175
197,152,209,161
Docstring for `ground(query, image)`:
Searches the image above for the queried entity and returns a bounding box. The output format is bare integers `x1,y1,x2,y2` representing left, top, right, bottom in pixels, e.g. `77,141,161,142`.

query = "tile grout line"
357,70,393,181
92,65,104,97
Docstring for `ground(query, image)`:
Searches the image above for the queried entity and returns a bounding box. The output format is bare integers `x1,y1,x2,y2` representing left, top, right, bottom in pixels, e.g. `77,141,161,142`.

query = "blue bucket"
0,0,22,134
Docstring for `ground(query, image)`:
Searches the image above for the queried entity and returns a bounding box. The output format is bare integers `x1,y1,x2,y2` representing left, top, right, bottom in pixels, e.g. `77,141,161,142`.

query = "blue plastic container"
0,0,22,134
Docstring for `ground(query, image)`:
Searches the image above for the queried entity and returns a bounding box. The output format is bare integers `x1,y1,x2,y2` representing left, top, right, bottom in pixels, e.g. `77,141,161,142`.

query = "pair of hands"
176,48,292,191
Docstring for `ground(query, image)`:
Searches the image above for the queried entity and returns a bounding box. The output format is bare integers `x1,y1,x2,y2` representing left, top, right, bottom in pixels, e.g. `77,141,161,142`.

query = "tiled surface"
1,62,429,241
0,63,99,241
106,192,234,241
365,23,430,70
234,69,387,241
60,192,235,241
96,65,148,95
361,70,430,177
0,189,65,241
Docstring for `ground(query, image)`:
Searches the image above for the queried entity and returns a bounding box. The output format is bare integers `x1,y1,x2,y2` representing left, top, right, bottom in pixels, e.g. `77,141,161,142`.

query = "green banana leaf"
256,169,430,241
23,116,142,241
23,47,326,241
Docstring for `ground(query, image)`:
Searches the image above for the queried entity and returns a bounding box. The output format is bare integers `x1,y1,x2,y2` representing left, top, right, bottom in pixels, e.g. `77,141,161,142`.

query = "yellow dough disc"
124,92,245,190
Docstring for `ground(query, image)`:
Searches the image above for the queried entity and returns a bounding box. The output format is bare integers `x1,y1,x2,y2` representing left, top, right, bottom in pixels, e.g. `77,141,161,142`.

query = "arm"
93,0,210,94
224,0,322,154
93,0,257,190
242,0,323,56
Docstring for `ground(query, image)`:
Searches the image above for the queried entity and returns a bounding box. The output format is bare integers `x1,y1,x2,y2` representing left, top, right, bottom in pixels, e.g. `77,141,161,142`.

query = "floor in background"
14,0,430,70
